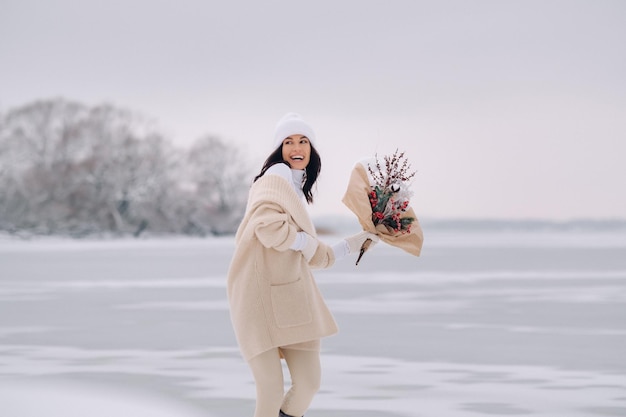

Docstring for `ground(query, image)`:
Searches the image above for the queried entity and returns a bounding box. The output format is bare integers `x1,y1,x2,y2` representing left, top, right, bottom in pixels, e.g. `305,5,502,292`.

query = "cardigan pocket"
270,278,313,328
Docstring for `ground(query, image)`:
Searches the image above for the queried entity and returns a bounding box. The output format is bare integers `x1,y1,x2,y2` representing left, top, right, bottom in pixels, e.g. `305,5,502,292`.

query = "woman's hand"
344,231,379,254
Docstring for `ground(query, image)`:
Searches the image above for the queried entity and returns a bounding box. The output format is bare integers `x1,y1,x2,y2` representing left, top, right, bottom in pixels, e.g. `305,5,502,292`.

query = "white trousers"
247,346,321,417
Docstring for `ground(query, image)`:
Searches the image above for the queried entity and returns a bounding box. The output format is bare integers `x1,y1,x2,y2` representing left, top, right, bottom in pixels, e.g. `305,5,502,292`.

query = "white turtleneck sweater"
265,164,349,260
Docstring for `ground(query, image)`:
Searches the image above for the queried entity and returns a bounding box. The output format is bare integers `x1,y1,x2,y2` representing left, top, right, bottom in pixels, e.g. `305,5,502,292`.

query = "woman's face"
281,134,311,170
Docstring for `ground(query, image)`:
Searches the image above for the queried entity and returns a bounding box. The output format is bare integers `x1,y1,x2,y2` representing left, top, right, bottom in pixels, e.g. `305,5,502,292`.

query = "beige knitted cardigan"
226,173,338,361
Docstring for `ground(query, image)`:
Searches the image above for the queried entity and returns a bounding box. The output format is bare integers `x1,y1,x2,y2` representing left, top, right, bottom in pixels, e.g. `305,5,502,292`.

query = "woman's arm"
252,202,299,252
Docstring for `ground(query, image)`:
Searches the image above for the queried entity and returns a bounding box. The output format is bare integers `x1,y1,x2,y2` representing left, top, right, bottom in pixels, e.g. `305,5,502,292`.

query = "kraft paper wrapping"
341,161,424,257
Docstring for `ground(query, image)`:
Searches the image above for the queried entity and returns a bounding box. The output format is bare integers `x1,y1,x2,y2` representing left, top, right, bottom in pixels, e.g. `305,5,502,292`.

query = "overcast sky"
1,0,625,220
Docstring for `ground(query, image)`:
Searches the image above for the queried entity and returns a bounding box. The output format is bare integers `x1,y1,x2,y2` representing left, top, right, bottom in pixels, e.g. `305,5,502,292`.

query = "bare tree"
0,99,91,232
185,136,251,235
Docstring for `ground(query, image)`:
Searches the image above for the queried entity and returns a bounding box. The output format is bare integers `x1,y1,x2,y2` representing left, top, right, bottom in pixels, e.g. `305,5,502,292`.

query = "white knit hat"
273,112,316,149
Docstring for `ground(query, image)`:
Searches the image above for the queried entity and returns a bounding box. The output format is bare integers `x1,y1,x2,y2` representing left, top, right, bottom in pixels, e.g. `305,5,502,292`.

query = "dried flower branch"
367,149,416,189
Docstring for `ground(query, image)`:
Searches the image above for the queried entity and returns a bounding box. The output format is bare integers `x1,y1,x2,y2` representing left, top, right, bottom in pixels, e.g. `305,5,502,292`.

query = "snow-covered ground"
1,230,625,417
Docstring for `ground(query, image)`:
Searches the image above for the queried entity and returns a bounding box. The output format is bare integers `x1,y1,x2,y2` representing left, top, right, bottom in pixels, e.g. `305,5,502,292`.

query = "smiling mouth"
291,155,304,161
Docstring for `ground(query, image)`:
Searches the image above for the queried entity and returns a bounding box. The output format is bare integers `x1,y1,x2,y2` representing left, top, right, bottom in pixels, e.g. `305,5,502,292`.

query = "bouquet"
342,149,424,265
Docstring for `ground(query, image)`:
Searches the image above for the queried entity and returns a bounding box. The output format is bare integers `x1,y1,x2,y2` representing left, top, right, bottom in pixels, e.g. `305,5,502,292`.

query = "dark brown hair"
254,143,321,204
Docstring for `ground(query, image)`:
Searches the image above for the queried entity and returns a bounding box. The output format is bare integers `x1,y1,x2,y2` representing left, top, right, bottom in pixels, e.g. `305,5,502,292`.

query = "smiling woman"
254,113,322,205
227,113,378,417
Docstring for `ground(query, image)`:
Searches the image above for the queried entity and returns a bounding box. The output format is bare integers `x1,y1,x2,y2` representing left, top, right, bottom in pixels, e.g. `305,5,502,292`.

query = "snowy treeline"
0,98,251,237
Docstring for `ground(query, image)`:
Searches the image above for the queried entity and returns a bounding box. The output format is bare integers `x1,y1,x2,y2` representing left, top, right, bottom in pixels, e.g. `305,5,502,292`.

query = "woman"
227,113,377,417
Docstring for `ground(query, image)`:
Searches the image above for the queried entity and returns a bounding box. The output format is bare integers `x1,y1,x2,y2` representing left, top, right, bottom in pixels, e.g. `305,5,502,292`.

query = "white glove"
291,231,319,261
344,231,379,255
